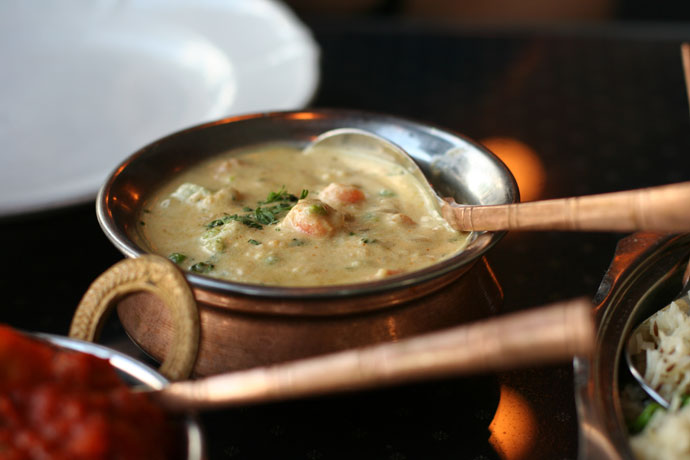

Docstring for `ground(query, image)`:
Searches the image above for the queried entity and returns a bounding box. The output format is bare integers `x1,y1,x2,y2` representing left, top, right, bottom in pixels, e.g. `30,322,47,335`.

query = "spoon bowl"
305,127,446,215
307,128,690,234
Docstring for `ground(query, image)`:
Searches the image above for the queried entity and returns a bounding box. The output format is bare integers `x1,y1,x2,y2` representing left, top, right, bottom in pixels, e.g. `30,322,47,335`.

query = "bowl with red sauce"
0,324,204,460
97,109,518,375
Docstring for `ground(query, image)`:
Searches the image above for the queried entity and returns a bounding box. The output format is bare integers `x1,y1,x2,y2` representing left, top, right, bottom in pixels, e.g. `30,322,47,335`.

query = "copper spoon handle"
153,298,594,411
443,181,690,233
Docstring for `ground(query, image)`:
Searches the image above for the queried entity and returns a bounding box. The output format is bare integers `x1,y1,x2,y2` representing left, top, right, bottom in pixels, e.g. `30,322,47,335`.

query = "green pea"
308,204,327,215
168,253,187,264
190,262,214,274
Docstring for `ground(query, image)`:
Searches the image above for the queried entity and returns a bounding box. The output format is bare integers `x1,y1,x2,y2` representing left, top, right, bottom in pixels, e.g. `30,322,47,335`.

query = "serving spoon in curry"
306,128,690,234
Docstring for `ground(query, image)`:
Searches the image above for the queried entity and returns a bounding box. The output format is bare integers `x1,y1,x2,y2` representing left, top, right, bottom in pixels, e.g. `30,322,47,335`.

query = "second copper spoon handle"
153,298,594,411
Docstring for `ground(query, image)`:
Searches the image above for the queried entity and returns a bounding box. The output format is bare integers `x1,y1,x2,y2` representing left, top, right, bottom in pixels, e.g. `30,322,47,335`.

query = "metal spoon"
304,127,444,215
149,298,594,411
625,259,690,408
306,128,690,233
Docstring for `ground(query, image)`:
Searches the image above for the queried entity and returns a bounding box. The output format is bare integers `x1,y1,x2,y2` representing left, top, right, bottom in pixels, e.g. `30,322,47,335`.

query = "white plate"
0,0,319,217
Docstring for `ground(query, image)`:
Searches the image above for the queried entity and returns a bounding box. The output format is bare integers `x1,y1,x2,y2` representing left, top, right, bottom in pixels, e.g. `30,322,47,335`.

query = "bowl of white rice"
574,232,690,460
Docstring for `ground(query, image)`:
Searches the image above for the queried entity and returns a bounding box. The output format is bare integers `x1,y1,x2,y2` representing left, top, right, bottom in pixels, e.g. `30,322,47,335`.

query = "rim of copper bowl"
96,109,518,302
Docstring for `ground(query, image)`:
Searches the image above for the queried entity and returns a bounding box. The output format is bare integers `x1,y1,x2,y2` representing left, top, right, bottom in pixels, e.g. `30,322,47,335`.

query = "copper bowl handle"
69,255,200,380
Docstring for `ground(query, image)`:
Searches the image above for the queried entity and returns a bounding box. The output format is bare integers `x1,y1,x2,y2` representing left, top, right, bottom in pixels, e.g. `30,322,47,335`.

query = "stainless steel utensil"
305,127,444,214
308,129,690,233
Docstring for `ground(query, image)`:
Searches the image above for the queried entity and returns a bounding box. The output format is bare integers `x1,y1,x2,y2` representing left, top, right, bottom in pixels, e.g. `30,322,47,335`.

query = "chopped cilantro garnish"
300,189,309,199
261,186,299,204
207,217,230,229
248,239,261,245
255,206,279,225
361,238,378,244
207,213,263,230
168,253,187,264
190,262,214,273
207,188,305,230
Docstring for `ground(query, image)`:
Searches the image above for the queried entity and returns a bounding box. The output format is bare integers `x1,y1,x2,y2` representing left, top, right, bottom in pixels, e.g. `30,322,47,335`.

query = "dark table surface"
3,17,690,460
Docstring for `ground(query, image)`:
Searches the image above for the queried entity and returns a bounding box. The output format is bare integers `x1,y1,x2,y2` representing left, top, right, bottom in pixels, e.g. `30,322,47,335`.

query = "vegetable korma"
140,144,469,286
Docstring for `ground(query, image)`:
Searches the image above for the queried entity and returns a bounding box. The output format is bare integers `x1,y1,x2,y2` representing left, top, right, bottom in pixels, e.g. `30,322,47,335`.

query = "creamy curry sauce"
140,144,469,286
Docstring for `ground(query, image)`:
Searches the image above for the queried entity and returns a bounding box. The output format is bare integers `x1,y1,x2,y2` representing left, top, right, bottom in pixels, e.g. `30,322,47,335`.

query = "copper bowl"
97,109,518,375
575,232,690,459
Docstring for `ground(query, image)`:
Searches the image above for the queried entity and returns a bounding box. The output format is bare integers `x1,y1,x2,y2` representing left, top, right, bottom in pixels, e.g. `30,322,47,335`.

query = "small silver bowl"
35,333,205,460
575,232,690,459
97,109,518,375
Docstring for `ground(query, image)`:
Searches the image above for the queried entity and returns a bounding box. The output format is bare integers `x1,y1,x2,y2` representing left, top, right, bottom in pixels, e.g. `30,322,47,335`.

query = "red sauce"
0,325,176,460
